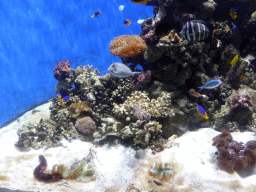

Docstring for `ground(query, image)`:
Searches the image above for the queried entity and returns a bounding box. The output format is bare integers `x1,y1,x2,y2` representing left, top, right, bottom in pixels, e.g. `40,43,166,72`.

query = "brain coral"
109,35,147,58
75,116,97,135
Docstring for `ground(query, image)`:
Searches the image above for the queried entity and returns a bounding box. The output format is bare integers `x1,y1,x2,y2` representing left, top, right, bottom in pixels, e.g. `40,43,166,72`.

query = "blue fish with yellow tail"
91,11,101,18
197,105,209,120
56,93,70,104
123,19,132,26
198,79,222,92
108,62,141,78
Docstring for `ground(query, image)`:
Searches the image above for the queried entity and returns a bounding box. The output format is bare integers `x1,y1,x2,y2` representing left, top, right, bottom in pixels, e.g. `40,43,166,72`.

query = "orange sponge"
109,35,146,58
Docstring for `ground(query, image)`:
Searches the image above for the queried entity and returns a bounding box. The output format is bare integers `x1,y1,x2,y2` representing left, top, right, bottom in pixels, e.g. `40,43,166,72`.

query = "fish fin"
133,72,141,76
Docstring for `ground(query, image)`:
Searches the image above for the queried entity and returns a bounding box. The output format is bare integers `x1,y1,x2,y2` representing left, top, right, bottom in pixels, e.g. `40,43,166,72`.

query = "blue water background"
0,0,153,127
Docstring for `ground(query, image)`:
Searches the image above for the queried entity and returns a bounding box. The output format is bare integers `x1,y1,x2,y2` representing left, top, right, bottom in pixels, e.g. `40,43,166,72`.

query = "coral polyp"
149,162,173,181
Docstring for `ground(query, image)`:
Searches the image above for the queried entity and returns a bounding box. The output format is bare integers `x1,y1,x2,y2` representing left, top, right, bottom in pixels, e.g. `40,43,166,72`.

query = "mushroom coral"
109,35,147,58
212,130,256,176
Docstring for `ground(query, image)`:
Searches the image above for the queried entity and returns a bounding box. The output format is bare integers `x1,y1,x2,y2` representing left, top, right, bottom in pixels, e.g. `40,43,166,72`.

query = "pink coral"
53,60,72,81
75,116,97,135
133,70,151,86
133,104,151,122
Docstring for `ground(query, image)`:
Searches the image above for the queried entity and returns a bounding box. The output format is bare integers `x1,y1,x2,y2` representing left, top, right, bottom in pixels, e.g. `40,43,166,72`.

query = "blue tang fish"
108,62,141,78
197,105,209,120
198,79,222,92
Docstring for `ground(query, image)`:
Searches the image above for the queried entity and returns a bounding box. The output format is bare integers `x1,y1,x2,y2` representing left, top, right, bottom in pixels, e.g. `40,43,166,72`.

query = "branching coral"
109,35,147,58
212,130,256,176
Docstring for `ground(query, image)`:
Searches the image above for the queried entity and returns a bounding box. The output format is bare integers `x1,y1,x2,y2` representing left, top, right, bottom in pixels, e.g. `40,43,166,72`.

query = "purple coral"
53,60,72,81
133,104,151,122
213,130,256,175
75,116,97,135
229,91,253,111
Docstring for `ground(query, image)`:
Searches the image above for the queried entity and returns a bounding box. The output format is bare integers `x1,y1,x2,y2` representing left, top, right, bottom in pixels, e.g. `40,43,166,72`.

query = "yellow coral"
68,101,92,118
109,35,147,58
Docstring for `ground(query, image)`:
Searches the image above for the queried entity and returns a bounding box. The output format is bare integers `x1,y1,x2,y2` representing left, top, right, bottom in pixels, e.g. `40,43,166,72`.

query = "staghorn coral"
109,35,147,58
75,116,97,135
113,91,172,119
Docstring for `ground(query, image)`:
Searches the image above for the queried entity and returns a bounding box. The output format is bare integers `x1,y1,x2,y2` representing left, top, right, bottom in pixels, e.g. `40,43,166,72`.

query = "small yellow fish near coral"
230,55,239,66
130,0,149,4
230,8,237,20
91,11,101,18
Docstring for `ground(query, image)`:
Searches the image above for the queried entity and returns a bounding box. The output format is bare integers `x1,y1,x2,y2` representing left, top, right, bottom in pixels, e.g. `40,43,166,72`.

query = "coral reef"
212,130,256,176
149,162,173,181
69,102,92,119
113,91,172,119
53,60,72,81
109,35,147,58
75,116,97,135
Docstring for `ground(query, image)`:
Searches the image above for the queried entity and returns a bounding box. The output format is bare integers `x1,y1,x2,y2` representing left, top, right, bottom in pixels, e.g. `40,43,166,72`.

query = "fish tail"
198,87,203,92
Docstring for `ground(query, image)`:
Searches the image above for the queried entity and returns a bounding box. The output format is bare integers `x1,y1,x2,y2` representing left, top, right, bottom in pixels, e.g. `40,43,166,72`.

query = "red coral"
213,130,256,175
53,60,72,81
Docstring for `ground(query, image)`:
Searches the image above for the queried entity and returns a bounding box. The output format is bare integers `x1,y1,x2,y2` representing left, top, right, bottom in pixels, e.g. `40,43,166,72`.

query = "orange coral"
109,35,147,58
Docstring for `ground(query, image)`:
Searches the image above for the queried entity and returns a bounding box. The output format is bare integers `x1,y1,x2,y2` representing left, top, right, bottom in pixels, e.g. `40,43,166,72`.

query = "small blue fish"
91,11,101,18
56,93,70,104
197,105,209,120
108,62,141,78
198,79,222,92
62,96,70,104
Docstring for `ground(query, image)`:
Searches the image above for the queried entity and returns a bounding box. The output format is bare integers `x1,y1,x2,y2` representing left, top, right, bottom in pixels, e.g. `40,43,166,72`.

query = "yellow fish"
130,0,148,4
230,8,237,20
230,55,239,66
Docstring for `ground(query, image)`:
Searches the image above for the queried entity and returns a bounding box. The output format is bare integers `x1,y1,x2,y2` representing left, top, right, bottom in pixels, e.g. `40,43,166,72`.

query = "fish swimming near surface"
119,5,124,11
230,8,237,20
130,0,148,4
230,55,239,66
91,11,101,18
197,105,209,120
180,20,211,42
108,62,141,78
198,79,222,92
123,19,132,26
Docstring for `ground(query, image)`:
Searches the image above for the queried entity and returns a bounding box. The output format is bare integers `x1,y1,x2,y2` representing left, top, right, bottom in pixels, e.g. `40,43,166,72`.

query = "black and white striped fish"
179,20,210,42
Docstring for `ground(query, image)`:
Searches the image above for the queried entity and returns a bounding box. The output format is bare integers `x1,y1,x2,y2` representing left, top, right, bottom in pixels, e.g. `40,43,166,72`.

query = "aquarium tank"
1,0,256,191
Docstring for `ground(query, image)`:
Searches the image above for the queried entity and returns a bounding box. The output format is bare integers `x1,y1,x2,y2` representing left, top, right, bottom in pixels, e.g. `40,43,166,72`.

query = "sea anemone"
149,162,173,181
